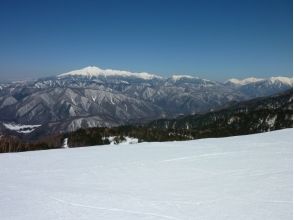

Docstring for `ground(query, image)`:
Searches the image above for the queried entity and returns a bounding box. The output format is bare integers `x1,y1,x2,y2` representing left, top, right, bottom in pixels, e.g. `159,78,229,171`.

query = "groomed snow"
0,129,292,220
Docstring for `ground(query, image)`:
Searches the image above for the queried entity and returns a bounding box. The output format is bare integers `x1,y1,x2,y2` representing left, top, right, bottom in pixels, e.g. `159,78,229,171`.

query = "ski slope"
0,129,292,220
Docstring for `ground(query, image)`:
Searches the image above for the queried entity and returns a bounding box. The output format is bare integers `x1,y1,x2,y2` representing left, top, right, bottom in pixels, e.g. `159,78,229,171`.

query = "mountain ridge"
58,66,163,80
0,66,292,137
0,89,291,152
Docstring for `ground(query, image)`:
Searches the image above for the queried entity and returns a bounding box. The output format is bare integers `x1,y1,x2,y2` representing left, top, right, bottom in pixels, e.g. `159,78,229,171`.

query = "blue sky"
0,0,292,81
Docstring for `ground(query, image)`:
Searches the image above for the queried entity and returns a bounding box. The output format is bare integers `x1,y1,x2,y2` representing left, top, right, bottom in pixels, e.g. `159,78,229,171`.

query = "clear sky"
0,0,292,81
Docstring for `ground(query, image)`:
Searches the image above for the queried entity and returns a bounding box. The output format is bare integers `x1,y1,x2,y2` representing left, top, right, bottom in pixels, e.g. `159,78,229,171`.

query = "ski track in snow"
49,197,180,220
0,129,292,220
161,151,240,162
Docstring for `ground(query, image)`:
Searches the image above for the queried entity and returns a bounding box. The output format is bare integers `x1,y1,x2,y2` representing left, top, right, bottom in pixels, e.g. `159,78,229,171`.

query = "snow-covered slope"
58,66,162,80
0,129,292,220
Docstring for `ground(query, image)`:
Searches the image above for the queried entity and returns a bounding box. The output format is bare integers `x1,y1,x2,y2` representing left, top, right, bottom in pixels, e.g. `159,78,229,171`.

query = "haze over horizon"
0,0,292,82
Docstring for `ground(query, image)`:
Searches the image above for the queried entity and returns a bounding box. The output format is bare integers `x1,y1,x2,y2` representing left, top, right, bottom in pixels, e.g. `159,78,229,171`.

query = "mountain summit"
58,66,162,80
226,76,293,86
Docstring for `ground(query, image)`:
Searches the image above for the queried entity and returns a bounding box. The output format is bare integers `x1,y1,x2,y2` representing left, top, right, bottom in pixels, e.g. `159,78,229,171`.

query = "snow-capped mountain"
0,66,292,136
225,77,265,85
58,66,162,80
226,76,293,87
170,75,198,81
225,76,293,97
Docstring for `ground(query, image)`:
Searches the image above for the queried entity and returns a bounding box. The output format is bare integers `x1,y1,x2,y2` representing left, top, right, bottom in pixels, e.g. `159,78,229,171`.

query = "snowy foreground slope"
0,129,292,220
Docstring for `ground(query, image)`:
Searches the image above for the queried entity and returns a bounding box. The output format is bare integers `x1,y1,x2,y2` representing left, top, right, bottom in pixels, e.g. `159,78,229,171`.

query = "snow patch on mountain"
3,123,41,133
58,66,162,80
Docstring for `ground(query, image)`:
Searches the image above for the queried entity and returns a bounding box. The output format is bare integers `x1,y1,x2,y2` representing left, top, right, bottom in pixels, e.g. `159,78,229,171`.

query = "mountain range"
65,89,292,147
0,89,292,153
0,66,292,138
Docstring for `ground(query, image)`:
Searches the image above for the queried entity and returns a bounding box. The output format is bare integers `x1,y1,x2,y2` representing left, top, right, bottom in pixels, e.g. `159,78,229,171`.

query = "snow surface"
0,129,292,220
58,66,162,80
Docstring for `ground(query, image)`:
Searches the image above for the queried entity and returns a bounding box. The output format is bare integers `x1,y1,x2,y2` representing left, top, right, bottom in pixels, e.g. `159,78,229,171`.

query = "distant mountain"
64,89,292,147
225,76,293,97
1,89,291,152
148,89,292,134
225,76,292,86
0,66,292,137
58,66,162,80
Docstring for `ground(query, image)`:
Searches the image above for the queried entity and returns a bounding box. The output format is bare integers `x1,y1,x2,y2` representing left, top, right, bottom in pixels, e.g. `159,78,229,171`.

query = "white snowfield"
0,129,292,220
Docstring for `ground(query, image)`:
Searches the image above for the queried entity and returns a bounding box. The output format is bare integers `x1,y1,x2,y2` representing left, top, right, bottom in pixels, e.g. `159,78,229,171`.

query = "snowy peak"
57,66,292,88
268,77,293,86
226,76,293,86
225,77,265,85
169,75,216,86
171,75,197,81
58,66,162,80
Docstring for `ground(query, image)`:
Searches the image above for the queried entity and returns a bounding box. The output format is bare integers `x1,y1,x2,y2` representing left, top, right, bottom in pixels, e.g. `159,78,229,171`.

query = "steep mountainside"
0,89,291,152
148,89,293,134
0,66,292,136
225,76,293,97
66,89,292,147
